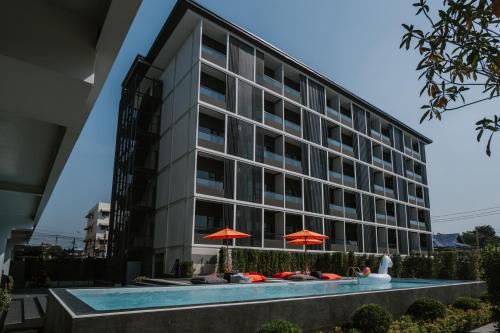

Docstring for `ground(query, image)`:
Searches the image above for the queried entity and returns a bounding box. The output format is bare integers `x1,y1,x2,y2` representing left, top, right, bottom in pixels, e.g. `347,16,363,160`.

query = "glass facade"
191,20,431,255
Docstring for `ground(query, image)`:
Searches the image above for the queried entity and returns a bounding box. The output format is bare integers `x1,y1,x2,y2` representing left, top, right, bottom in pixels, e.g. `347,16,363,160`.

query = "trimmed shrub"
390,254,403,278
0,288,11,311
179,261,193,278
406,297,447,320
257,320,302,333
453,296,481,310
351,304,392,333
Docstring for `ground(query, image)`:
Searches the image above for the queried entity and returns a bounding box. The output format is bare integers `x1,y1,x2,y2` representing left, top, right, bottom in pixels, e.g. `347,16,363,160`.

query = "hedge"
219,248,481,280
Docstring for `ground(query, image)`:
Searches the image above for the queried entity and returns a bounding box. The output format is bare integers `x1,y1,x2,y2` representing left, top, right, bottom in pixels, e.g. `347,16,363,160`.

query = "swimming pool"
68,279,465,311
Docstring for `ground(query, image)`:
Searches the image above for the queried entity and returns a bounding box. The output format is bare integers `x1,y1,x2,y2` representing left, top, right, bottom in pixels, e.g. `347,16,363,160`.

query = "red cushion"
273,272,295,279
321,273,343,280
243,273,266,283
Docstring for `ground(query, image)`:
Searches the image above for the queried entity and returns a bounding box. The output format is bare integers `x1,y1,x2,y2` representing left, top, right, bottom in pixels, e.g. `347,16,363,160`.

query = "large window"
228,36,254,80
345,222,363,252
364,225,377,253
235,205,262,247
285,213,303,249
194,200,233,244
304,179,322,214
264,210,284,248
227,117,254,160
236,162,262,204
238,80,262,121
324,219,345,251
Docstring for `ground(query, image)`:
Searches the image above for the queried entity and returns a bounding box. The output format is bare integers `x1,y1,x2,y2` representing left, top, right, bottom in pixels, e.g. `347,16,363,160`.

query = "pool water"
68,279,462,311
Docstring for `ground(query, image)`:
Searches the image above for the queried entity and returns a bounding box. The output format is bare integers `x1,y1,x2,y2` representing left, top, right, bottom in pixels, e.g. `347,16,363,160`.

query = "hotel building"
108,0,432,278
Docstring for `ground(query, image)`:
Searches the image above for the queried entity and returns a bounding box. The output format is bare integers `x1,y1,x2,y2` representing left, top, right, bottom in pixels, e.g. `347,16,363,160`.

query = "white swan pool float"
354,255,392,285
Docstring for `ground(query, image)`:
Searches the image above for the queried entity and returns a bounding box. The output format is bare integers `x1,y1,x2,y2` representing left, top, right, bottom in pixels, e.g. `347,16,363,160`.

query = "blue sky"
33,0,500,246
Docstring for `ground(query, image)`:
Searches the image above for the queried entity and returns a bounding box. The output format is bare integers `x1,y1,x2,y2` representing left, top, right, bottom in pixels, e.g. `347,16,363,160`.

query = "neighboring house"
84,203,110,258
432,233,471,250
108,0,433,280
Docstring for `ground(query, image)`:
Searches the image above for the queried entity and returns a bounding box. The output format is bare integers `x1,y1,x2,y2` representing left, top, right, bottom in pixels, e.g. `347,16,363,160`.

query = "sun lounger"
143,278,193,286
190,274,227,284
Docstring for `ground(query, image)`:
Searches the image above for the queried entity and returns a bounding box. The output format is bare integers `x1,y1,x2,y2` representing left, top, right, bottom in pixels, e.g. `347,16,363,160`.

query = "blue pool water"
68,279,463,311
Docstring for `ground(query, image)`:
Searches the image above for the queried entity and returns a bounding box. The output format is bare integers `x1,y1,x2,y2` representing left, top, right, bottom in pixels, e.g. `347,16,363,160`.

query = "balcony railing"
374,184,385,192
343,174,355,184
198,130,224,145
408,194,417,202
326,106,340,119
376,213,386,221
200,85,226,103
383,160,392,169
372,156,384,165
196,177,224,190
263,74,282,91
409,219,419,228
406,170,415,178
341,113,352,123
345,206,357,216
329,170,342,180
284,84,301,100
417,197,425,205
285,194,302,204
264,111,282,125
328,138,341,148
264,150,283,163
385,188,394,195
265,191,284,201
342,144,354,153
284,119,301,132
201,44,226,65
285,156,302,168
329,204,344,214
371,129,381,138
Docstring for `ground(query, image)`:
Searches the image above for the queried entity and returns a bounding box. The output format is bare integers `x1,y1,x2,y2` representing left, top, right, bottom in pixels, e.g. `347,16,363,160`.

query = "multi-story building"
84,202,110,258
109,0,432,279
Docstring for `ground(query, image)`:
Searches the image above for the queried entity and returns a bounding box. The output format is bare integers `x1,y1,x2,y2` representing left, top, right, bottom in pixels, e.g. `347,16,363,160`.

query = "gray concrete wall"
154,19,202,275
46,281,486,333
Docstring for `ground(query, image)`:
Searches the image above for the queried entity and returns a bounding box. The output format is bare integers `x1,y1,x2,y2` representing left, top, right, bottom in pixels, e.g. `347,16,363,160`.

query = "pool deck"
45,280,486,333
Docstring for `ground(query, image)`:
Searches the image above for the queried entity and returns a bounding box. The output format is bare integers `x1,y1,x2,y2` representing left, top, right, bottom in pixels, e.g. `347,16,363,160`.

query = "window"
238,80,262,121
228,37,254,80
236,162,262,204
194,200,233,244
345,222,363,252
227,117,254,160
235,205,262,247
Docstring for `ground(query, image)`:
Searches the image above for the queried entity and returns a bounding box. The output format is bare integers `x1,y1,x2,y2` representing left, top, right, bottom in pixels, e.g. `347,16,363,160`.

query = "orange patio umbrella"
284,229,329,273
203,228,251,272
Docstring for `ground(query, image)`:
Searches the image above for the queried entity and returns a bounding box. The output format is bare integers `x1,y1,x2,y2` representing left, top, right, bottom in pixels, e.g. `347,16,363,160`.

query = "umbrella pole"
304,236,308,274
226,238,229,273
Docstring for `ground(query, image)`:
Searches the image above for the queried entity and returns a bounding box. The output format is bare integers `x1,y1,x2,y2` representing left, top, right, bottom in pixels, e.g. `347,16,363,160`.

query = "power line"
431,205,500,218
433,210,500,223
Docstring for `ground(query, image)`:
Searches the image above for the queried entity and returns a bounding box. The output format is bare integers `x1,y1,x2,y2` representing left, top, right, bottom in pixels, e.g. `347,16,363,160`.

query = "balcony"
371,129,381,140
285,156,302,173
329,170,342,184
201,44,226,68
327,137,341,150
406,170,415,178
285,194,302,210
383,160,393,170
343,174,355,188
408,194,417,203
387,215,396,226
198,128,224,152
284,119,301,136
372,155,384,168
284,84,301,102
264,150,283,168
344,206,357,219
196,177,224,197
385,187,395,198
374,184,385,195
376,213,386,223
409,219,419,229
417,197,425,206
328,203,344,217
265,191,284,207
263,74,282,93
264,111,282,129
342,143,354,156
326,106,340,120
200,85,226,109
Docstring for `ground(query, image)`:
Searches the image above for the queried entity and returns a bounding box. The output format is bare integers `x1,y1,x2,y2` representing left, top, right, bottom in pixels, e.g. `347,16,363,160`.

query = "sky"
32,0,500,247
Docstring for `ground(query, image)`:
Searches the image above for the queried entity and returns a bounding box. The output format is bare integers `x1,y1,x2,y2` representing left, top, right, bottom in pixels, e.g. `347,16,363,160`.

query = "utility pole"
72,237,76,257
55,235,58,246
476,229,479,250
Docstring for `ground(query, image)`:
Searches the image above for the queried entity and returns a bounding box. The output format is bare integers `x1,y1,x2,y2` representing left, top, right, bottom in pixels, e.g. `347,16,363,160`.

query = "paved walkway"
470,323,497,333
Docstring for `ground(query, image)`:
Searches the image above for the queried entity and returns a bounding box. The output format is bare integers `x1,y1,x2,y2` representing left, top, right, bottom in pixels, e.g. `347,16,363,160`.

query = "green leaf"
420,109,431,123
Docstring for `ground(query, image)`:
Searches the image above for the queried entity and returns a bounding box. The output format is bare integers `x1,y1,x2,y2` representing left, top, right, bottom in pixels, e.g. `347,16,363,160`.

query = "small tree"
401,0,500,155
